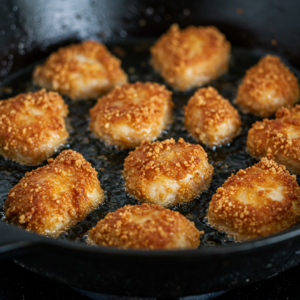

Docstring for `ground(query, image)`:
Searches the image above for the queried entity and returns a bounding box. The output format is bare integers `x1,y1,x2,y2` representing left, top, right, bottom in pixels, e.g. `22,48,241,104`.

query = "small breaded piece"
89,82,173,149
235,55,299,117
0,89,68,166
207,158,300,241
184,86,241,147
5,150,104,236
247,105,300,174
150,24,230,91
89,203,201,249
123,138,213,207
33,40,127,100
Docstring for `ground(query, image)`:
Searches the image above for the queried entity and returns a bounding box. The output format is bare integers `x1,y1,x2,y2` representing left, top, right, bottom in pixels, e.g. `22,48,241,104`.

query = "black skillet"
1,0,300,298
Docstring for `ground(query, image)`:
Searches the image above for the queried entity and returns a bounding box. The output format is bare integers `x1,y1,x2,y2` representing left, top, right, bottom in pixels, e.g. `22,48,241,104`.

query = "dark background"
1,260,299,300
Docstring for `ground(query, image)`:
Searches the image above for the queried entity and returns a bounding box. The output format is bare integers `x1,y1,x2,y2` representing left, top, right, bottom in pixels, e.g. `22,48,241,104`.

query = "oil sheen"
0,42,298,248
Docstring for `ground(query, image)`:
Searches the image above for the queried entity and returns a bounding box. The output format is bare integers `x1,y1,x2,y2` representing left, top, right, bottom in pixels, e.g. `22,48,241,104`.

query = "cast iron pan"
1,0,300,298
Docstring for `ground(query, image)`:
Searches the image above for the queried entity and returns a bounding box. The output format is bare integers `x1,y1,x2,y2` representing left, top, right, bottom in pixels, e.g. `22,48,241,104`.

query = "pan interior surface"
1,41,300,249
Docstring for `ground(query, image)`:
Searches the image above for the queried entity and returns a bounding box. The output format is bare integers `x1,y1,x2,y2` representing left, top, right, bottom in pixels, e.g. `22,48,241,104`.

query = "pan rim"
2,221,300,258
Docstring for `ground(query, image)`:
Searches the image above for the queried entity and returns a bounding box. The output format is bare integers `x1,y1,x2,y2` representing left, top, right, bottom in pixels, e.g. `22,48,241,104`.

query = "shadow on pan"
1,0,300,298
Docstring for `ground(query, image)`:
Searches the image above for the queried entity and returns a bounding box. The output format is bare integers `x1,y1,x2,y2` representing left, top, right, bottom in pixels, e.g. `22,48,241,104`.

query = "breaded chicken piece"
0,89,68,166
184,86,241,147
247,105,300,174
150,24,230,91
5,150,104,236
235,55,299,117
207,158,300,241
33,40,127,100
123,138,213,207
89,82,173,149
89,203,201,249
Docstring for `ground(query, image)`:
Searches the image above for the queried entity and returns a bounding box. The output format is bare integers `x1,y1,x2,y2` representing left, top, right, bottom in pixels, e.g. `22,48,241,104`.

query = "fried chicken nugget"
207,158,300,241
123,138,214,207
247,105,300,174
0,89,68,166
235,55,299,117
5,150,104,236
89,203,201,249
33,40,127,100
184,87,241,147
150,24,230,91
89,82,173,148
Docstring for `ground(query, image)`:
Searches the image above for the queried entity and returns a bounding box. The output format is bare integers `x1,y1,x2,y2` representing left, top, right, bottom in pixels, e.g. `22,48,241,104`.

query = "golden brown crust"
207,158,300,241
236,55,299,117
123,138,214,206
150,24,230,91
89,82,173,148
5,150,104,236
0,89,68,165
247,105,300,174
89,203,201,249
33,40,127,100
184,86,241,147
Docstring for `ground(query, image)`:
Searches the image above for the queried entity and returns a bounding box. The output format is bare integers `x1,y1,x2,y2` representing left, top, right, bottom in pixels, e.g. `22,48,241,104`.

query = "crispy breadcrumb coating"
235,55,299,117
89,203,201,249
33,40,127,100
207,158,300,241
5,150,104,236
0,89,68,166
89,82,173,149
184,86,241,147
150,24,230,91
123,138,213,207
247,105,300,174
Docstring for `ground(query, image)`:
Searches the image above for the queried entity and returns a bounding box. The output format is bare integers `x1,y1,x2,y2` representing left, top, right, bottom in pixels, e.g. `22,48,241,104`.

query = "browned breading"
184,86,241,147
150,24,230,91
89,82,173,149
33,40,127,100
247,105,300,174
207,158,300,241
235,55,299,117
89,203,201,249
0,89,68,166
123,138,214,207
5,150,104,236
